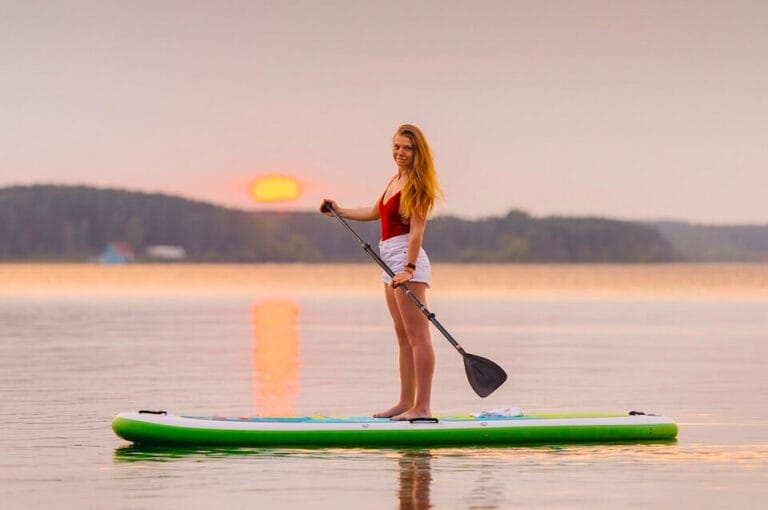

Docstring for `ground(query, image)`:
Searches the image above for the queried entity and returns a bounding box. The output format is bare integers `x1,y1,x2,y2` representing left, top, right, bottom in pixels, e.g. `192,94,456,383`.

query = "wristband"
405,262,417,271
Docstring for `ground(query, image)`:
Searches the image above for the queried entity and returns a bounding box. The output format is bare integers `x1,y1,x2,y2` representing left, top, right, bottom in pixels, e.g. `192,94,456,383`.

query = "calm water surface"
1,265,767,509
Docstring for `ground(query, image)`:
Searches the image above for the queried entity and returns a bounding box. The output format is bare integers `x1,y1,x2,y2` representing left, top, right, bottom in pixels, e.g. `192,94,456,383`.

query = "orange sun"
251,176,300,202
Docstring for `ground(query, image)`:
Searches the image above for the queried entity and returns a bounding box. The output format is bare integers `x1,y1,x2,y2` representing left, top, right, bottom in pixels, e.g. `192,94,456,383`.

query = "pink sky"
2,0,767,223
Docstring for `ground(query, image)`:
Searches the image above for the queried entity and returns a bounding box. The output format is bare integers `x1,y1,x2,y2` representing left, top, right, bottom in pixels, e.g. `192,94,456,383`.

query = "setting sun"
251,176,300,202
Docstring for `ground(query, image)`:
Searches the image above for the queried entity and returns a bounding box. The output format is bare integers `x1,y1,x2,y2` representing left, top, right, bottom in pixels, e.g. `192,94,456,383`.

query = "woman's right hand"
320,199,339,216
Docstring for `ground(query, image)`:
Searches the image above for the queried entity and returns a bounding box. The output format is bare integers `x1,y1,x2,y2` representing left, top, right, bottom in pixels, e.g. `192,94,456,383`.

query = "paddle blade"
463,353,508,397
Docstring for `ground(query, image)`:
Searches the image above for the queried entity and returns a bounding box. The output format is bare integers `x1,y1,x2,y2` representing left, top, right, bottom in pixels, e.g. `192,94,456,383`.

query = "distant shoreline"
4,185,768,263
2,263,766,300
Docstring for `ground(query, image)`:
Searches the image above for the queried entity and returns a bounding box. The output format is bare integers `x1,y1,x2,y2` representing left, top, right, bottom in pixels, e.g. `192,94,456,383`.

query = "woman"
321,124,440,421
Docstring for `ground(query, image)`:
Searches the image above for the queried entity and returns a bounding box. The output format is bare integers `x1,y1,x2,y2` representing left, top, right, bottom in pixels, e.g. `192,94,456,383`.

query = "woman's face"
392,135,415,170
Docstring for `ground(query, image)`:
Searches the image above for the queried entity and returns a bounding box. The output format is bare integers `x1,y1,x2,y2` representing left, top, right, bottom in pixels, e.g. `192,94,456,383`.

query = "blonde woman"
321,124,441,421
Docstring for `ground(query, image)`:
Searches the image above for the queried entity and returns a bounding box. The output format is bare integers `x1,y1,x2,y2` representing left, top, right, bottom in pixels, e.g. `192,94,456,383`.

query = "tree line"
0,184,688,262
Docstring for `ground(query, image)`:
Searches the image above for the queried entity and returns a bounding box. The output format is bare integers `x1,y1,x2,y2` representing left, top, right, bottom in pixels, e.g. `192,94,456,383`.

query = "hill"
0,184,694,263
652,221,768,262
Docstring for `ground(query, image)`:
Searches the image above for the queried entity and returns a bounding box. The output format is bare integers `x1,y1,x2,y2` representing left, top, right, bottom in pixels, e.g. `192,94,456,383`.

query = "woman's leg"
391,282,434,420
373,283,416,418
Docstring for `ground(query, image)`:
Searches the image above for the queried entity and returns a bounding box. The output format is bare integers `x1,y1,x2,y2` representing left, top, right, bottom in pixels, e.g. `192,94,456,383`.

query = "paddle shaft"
324,203,467,355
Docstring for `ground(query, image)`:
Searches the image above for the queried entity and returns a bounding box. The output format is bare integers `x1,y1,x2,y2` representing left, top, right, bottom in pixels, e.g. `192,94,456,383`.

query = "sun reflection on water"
252,300,301,416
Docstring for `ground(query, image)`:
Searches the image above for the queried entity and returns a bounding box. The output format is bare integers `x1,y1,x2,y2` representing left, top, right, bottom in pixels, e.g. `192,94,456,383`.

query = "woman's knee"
394,328,411,347
402,325,431,347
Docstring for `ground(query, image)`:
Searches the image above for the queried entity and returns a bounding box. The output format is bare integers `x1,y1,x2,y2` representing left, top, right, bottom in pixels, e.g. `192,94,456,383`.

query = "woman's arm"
320,198,380,222
404,214,426,267
390,213,426,288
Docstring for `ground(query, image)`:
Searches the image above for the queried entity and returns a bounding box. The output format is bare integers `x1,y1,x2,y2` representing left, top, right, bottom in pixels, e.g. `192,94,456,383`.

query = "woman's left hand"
391,271,414,288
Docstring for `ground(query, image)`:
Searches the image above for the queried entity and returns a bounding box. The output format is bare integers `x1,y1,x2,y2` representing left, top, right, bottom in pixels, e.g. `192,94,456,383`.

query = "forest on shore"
1,185,766,263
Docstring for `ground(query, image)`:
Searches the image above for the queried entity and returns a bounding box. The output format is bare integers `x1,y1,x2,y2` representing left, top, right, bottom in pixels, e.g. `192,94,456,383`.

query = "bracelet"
405,262,417,270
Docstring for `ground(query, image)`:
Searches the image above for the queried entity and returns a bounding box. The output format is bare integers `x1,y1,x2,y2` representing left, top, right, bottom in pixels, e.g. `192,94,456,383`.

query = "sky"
2,0,767,224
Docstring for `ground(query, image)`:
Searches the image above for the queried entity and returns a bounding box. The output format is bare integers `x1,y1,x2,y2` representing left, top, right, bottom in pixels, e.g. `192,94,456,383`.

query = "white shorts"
379,233,431,287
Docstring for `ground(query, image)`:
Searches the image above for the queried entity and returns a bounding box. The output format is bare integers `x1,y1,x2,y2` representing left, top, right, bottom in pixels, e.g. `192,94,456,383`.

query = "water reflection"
114,445,433,510
398,450,433,510
113,445,437,509
251,300,301,416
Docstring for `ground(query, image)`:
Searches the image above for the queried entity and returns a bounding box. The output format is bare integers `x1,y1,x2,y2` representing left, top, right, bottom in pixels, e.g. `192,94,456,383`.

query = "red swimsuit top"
379,191,410,241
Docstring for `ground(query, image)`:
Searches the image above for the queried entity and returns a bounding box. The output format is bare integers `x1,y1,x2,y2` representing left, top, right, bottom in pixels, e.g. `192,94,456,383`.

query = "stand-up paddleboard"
112,409,677,446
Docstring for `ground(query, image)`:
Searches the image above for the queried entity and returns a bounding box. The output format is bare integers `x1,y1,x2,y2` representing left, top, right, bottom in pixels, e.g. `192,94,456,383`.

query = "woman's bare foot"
390,407,432,421
373,404,411,419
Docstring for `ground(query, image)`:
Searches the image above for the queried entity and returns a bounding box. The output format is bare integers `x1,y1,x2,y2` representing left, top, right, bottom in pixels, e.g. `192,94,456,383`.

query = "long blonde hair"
395,124,441,219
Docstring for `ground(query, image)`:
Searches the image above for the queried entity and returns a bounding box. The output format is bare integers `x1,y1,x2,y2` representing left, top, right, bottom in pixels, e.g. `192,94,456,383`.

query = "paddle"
321,201,508,397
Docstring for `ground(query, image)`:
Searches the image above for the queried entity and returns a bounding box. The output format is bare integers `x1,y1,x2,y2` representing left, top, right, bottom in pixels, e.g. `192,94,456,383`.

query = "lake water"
1,264,767,509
